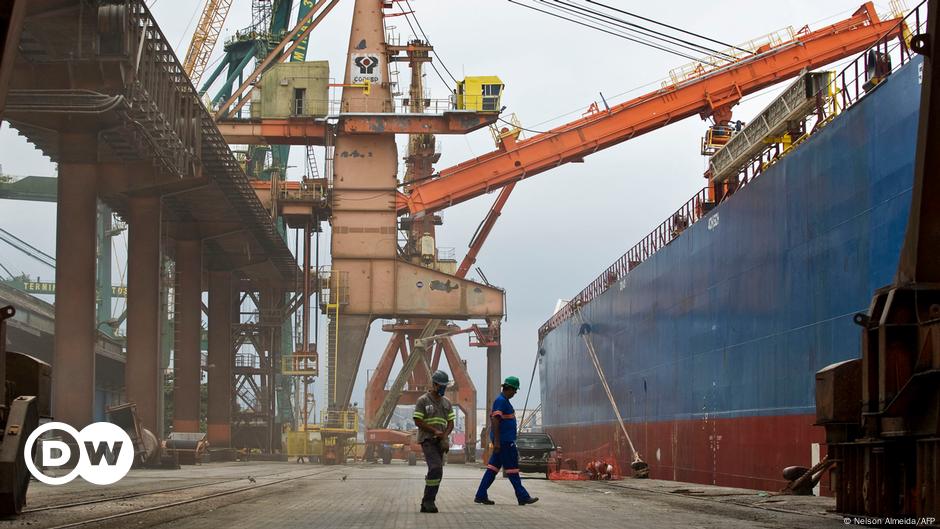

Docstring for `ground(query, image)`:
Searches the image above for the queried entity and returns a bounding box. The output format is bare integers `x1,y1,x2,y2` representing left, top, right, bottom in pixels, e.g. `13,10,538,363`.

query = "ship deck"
4,461,848,528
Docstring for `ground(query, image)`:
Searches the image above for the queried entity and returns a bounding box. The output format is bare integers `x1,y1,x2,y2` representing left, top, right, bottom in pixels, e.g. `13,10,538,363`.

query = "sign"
15,281,127,297
25,422,134,485
351,53,382,85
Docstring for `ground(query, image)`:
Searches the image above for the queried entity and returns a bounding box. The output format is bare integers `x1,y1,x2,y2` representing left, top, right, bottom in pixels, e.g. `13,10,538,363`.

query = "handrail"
537,1,927,340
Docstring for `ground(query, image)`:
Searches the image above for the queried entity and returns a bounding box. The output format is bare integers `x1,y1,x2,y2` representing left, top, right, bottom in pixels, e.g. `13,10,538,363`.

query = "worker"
474,376,539,506
413,370,456,513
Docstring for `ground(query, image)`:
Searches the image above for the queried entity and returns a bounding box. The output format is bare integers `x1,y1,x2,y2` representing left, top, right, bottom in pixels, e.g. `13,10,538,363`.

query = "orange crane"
396,2,904,217
183,0,235,87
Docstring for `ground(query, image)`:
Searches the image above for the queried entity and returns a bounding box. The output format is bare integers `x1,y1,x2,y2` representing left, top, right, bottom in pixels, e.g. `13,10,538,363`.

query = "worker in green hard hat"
413,370,456,513
474,375,539,506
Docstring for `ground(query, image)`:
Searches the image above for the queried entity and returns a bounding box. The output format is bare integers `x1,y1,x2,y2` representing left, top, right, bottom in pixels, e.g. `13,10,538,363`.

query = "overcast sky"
0,0,889,414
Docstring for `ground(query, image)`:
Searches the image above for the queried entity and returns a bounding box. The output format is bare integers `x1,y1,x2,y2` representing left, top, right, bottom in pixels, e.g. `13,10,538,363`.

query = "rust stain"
429,280,459,293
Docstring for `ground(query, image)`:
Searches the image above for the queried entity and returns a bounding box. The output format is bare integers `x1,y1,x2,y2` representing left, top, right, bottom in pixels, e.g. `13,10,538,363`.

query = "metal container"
257,61,329,119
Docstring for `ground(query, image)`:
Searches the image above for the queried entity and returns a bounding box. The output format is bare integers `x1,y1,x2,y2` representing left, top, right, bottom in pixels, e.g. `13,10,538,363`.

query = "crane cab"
455,76,504,112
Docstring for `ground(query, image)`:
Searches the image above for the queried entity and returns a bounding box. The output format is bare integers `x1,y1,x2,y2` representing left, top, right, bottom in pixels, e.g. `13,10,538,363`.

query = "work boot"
420,500,438,513
518,497,539,506
474,497,495,505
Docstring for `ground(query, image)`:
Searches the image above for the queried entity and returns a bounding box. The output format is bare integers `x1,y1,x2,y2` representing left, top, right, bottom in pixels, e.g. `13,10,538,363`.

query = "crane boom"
183,0,234,87
397,2,904,216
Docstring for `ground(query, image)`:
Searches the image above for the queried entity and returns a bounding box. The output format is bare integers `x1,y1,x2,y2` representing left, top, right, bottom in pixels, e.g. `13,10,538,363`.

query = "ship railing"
539,188,711,339
538,1,929,341
722,0,927,196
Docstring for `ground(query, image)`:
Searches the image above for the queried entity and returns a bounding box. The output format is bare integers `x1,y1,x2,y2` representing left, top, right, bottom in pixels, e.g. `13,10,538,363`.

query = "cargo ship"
537,52,923,491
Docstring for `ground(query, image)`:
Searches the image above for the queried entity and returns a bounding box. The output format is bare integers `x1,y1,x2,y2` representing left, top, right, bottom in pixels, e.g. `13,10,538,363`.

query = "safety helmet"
431,370,452,386
502,376,521,390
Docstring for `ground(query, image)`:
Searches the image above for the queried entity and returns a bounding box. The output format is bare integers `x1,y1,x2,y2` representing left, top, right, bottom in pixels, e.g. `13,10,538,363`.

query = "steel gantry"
396,3,904,215
212,1,906,458
1,0,301,449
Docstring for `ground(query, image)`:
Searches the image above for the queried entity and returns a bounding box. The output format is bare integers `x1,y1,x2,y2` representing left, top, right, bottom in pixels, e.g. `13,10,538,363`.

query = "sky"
0,0,893,415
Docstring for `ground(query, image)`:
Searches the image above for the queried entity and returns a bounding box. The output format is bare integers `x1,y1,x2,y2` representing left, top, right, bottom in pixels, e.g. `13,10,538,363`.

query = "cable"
174,1,205,55
498,116,551,135
518,345,542,429
507,0,704,63
538,0,718,62
403,0,459,84
586,0,752,55
531,77,662,129
397,2,452,90
0,228,55,268
548,0,736,62
0,261,15,280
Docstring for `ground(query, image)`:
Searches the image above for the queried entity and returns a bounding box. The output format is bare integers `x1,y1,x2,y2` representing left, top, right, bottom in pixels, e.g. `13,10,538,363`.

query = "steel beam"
339,112,498,135
484,343,501,449
329,314,371,411
126,195,163,435
216,120,327,146
207,270,233,446
441,337,477,460
52,158,97,429
173,239,202,433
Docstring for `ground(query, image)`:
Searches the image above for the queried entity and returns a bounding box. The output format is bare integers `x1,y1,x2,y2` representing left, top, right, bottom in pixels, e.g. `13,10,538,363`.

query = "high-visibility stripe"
505,468,520,474
447,413,456,419
424,418,448,424
426,479,441,486
486,464,499,472
413,412,426,418
491,410,503,417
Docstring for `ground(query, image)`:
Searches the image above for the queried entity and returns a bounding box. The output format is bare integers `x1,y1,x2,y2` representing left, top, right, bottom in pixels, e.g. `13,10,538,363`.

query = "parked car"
516,432,560,479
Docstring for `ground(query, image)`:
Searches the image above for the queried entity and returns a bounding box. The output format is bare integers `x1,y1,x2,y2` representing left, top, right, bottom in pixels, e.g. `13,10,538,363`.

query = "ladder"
305,145,320,180
324,126,335,186
324,270,347,408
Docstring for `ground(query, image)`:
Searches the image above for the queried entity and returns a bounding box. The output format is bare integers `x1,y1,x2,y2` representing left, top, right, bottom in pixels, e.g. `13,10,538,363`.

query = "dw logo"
24,422,134,485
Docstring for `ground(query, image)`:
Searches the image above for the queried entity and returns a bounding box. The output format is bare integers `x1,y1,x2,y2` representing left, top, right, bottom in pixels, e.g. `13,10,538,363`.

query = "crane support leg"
327,314,371,410
53,148,98,429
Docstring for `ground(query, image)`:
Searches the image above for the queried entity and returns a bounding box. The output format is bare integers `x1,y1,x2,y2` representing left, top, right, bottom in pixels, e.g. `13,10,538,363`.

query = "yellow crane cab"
455,76,504,112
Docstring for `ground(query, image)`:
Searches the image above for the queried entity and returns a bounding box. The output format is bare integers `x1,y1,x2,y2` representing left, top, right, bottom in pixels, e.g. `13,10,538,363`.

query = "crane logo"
24,422,134,485
351,54,382,85
354,55,378,74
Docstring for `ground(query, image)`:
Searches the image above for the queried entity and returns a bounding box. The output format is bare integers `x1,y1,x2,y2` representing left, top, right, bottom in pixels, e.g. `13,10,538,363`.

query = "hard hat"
431,370,452,386
502,376,521,390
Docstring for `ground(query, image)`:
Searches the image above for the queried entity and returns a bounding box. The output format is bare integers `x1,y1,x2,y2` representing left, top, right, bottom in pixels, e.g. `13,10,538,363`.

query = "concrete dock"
0,462,848,528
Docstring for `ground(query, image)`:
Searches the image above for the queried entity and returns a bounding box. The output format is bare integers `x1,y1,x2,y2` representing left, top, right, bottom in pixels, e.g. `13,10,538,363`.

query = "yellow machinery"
281,353,318,376
285,409,357,463
285,426,323,461
700,124,736,156
455,76,504,112
320,409,358,464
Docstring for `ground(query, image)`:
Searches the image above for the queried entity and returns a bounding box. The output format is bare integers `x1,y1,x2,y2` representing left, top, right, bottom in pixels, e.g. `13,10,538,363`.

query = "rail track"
28,465,340,528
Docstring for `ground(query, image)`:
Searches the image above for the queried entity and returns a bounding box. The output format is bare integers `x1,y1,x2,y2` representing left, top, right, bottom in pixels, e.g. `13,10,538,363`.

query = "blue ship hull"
539,56,922,490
